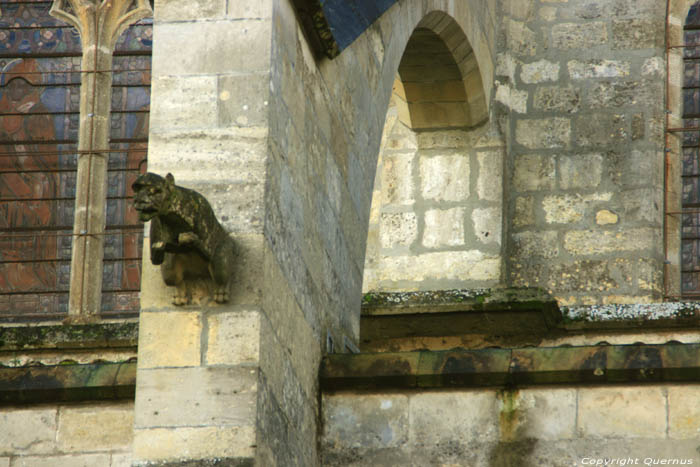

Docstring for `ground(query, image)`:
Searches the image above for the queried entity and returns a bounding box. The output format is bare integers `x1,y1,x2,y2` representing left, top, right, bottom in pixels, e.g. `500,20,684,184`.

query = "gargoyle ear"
165,173,175,185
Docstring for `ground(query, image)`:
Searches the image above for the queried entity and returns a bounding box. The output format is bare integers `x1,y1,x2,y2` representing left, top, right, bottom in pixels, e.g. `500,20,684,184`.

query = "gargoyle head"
131,172,175,222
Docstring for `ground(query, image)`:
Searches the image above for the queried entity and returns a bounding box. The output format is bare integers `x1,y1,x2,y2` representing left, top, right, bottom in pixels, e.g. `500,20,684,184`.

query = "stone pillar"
50,0,152,321
132,0,271,464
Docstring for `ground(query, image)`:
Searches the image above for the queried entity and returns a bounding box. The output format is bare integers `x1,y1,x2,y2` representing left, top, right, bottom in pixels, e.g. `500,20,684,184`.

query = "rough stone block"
150,76,218,130
138,310,201,369
568,60,630,79
323,394,409,450
542,193,612,224
381,154,415,205
515,118,570,149
511,231,559,259
206,310,261,366
218,73,270,127
612,19,664,49
135,366,257,429
154,20,271,75
477,150,503,202
564,228,655,255
472,207,501,246
520,59,559,84
380,212,418,248
57,403,133,452
507,20,537,56
558,153,603,189
420,155,470,202
423,208,465,248
377,250,500,283
596,210,619,225
574,114,627,147
512,154,555,191
501,388,577,441
133,426,255,462
551,22,607,49
514,196,535,227
154,0,226,21
10,455,112,467
578,387,666,438
0,408,56,455
620,188,662,224
668,385,700,439
533,86,580,113
495,82,528,113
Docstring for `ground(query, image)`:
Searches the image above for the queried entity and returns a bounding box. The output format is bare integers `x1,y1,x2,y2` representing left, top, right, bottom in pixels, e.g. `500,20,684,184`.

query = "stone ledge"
0,362,136,404
133,458,254,467
0,322,138,352
321,343,700,390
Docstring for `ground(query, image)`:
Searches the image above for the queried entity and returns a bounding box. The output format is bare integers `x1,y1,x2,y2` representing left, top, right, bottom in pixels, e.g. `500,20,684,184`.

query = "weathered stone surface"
472,207,501,246
420,155,470,202
0,408,57,455
150,76,219,130
564,229,655,255
380,212,418,248
542,193,612,224
138,311,201,368
218,73,270,127
520,59,559,84
513,196,535,227
381,153,415,205
620,188,662,224
568,60,630,80
499,388,577,441
423,208,465,248
495,82,528,113
668,385,700,439
533,86,580,113
578,387,666,438
377,251,500,283
551,22,607,49
558,153,603,189
596,210,619,225
511,231,559,259
11,455,112,467
155,0,226,21
574,114,627,147
476,150,503,202
612,19,664,50
507,19,537,56
513,154,555,191
57,404,133,452
515,118,570,149
133,426,255,462
206,310,261,365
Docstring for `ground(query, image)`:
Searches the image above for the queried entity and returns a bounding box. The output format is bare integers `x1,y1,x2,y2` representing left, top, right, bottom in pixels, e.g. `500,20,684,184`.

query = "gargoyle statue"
132,172,235,305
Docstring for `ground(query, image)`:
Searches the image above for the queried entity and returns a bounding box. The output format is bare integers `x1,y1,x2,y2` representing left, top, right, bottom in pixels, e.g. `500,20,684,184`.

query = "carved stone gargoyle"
132,172,235,305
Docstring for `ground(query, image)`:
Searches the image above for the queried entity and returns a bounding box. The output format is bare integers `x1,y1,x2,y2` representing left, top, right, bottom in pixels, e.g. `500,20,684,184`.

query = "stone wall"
322,386,700,465
0,402,134,467
499,0,667,305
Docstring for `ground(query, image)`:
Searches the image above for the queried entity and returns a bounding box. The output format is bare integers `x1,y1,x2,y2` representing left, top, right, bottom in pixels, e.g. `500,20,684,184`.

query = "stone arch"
363,8,504,292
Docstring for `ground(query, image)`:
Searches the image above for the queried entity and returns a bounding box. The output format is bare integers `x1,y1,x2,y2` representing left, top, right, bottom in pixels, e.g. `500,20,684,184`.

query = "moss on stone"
0,322,138,351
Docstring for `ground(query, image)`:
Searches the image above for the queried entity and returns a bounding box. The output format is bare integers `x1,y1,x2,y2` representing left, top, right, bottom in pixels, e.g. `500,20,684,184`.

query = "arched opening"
363,12,503,293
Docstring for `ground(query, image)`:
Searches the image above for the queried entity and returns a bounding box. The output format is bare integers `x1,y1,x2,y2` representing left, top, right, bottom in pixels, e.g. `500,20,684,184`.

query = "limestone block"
134,366,257,429
150,76,218,130
377,250,500,283
57,404,133,452
587,81,660,109
543,193,612,224
642,57,665,77
206,310,261,365
110,453,132,467
558,153,603,189
218,73,270,127
495,82,527,113
612,19,664,49
420,155,470,202
382,154,415,205
596,210,619,225
495,53,517,81
379,212,418,248
507,20,537,56
154,20,271,76
138,311,201,368
227,0,272,18
578,387,666,438
512,154,555,191
472,207,501,246
409,391,499,446
415,130,470,149
564,228,655,255
533,86,580,113
514,196,535,227
515,118,570,149
568,60,630,79
668,385,700,439
551,22,607,49
520,59,559,84
10,455,111,467
540,6,557,21
574,114,627,147
0,458,7,467
507,0,535,20
323,394,409,450
620,188,662,224
511,231,559,259
0,408,56,455
477,150,503,202
385,119,418,151
500,388,577,441
423,208,466,248
133,426,255,462
154,0,226,21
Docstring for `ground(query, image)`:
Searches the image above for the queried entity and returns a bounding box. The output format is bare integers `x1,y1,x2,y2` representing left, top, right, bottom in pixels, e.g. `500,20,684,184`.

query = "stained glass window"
0,0,151,321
